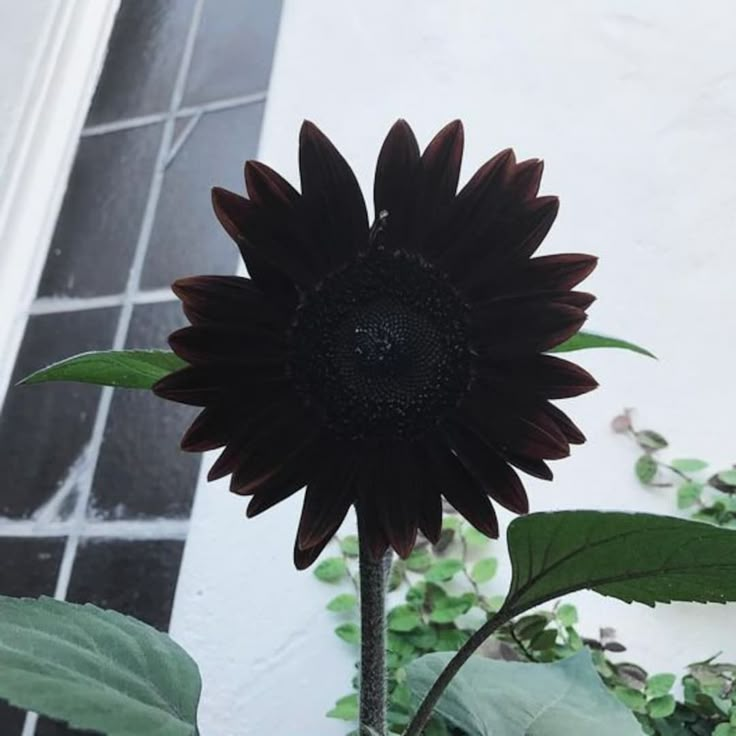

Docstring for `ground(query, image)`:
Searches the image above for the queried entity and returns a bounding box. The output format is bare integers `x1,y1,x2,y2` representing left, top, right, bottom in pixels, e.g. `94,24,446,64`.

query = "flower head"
154,120,597,568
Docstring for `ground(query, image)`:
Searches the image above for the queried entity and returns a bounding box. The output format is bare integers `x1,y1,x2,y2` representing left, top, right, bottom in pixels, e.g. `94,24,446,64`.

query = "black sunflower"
154,120,598,569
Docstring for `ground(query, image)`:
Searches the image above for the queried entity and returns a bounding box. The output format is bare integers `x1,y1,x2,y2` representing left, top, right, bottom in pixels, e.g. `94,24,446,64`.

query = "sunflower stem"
357,509,391,736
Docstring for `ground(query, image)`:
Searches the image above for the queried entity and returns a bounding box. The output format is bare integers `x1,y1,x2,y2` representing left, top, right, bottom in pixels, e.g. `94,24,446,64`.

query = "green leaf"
462,525,491,547
435,627,470,651
388,605,423,633
719,470,736,486
313,557,346,583
636,455,658,484
407,649,641,736
406,625,438,650
19,350,186,389
501,511,736,616
340,535,360,557
677,482,702,509
425,558,464,583
613,686,647,712
671,458,709,473
0,596,200,736
429,593,476,624
514,614,549,641
530,628,558,651
327,593,358,613
484,595,506,612
647,694,676,718
335,623,360,644
550,330,656,358
555,603,578,627
405,549,432,573
326,693,358,721
636,430,669,451
470,558,498,584
388,561,405,592
646,673,676,698
423,718,450,736
714,724,736,736
442,516,461,531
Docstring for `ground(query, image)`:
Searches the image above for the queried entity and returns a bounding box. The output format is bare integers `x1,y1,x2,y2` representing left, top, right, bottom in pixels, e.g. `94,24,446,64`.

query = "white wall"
170,2,736,733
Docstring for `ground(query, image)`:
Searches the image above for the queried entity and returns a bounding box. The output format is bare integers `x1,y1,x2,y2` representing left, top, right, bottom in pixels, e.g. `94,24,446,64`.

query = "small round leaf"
425,559,464,583
470,558,498,584
635,455,658,485
335,623,360,644
314,557,347,583
327,594,358,613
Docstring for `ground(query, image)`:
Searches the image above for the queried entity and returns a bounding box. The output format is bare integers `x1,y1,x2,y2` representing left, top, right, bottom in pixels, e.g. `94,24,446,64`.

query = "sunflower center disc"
290,250,472,440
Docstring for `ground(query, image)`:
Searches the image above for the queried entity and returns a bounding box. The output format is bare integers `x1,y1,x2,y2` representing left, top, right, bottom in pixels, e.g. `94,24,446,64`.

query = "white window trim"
0,0,120,403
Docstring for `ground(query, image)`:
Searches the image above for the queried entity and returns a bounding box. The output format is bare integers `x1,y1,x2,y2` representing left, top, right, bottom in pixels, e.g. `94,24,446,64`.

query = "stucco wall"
170,2,736,734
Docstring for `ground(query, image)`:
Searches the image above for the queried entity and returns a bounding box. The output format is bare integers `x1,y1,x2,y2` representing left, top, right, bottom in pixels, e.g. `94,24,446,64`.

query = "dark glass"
0,308,119,518
38,125,163,298
86,0,197,125
90,302,199,519
141,103,264,289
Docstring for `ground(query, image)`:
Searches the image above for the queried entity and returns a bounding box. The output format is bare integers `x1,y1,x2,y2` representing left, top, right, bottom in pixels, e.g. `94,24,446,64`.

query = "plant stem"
403,608,516,736
357,508,390,736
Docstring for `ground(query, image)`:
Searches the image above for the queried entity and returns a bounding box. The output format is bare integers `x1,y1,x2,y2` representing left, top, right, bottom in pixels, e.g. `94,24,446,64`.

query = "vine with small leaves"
315,506,736,736
613,408,736,527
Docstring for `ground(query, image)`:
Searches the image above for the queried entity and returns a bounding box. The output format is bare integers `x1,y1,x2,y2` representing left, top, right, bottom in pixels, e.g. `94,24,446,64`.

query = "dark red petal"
457,148,516,208
245,160,300,209
509,158,544,201
411,121,464,252
446,424,529,514
247,475,306,516
229,430,319,497
504,253,598,293
168,325,286,368
211,187,316,287
208,398,312,483
503,452,554,481
472,301,587,357
421,442,499,538
296,459,355,551
172,275,287,326
541,403,586,445
481,354,598,400
457,391,571,461
153,365,251,406
475,289,594,312
443,196,560,293
354,447,418,559
420,120,464,207
238,437,324,501
354,459,392,561
443,477,499,539
294,522,341,570
422,148,515,259
299,121,369,265
554,291,596,310
180,407,233,452
416,462,444,544
357,506,390,561
374,119,420,250
382,449,421,558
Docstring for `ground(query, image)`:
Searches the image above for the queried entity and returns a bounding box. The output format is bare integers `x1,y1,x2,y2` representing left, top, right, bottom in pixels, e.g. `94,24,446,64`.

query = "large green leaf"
550,330,655,358
0,596,201,735
19,350,186,389
407,650,641,735
503,511,736,615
